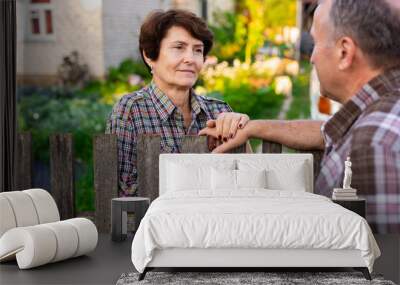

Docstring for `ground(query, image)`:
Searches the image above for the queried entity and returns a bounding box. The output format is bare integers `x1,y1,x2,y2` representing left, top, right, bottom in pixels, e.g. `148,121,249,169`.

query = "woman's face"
148,26,205,90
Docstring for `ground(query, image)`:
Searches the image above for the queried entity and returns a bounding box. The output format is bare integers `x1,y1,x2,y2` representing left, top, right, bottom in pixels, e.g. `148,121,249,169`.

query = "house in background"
16,0,234,86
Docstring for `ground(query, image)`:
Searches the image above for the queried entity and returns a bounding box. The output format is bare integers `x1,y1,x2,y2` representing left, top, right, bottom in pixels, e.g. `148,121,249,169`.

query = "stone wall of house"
17,0,105,84
102,0,172,70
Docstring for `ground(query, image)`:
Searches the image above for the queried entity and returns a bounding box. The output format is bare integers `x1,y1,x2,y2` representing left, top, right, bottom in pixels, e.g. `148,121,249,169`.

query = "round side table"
111,197,150,242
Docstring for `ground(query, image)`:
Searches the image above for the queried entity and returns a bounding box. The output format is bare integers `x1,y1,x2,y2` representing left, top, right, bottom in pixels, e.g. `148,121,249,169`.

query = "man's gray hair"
330,0,400,69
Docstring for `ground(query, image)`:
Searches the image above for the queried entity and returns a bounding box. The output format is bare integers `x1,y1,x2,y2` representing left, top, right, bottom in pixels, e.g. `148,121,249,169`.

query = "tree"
241,0,266,64
209,0,297,63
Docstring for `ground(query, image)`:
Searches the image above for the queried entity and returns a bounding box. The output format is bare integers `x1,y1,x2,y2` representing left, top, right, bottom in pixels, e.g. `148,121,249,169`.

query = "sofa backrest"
0,189,60,238
159,153,314,195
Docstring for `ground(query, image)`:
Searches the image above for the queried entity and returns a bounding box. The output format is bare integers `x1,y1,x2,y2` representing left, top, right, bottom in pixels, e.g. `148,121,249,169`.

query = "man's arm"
246,120,325,150
200,119,325,153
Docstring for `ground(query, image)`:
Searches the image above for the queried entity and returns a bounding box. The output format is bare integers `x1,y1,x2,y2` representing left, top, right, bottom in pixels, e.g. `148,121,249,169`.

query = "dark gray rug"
116,271,396,285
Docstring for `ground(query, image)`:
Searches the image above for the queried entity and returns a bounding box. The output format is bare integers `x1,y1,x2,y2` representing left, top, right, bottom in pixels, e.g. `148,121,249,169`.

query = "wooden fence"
15,132,323,233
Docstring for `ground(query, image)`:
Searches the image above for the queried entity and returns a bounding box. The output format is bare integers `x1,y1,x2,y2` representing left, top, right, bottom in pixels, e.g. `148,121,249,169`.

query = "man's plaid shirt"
315,67,400,234
106,82,232,197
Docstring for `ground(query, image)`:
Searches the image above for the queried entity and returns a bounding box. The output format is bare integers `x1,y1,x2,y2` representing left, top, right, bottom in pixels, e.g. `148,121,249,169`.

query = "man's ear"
337,36,356,70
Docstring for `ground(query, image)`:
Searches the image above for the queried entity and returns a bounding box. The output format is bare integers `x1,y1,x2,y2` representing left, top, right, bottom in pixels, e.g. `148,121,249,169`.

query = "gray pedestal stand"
111,197,150,242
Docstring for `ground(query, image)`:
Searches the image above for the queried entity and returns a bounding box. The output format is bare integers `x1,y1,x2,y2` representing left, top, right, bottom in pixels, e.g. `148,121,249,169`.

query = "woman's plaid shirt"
106,82,232,197
315,67,400,234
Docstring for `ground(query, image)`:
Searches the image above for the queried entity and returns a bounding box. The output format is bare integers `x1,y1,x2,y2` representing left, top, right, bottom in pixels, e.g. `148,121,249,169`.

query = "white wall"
102,0,172,70
17,0,104,78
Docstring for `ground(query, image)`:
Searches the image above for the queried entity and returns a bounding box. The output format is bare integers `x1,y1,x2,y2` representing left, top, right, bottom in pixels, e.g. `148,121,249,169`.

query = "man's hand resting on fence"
199,113,325,152
199,112,250,153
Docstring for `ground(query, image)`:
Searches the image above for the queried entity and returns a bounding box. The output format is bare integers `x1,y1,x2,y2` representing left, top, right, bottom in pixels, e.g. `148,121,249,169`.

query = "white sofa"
131,153,380,281
0,189,98,269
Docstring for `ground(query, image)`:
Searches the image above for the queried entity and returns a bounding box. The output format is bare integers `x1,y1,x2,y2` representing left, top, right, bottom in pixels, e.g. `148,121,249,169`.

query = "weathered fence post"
181,136,209,153
16,132,32,190
262,141,282,153
181,136,246,153
136,135,161,203
230,143,247,153
93,134,118,233
50,133,74,220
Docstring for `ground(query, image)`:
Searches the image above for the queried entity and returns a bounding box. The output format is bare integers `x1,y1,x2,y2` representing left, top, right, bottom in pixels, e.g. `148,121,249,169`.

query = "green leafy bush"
209,0,297,63
90,59,151,105
18,58,149,212
286,61,312,120
17,90,110,211
197,57,298,119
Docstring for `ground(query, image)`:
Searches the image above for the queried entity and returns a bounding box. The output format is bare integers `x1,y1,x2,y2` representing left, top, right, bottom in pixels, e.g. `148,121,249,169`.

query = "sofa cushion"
42,221,78,262
0,218,98,269
0,189,60,238
23,189,60,224
0,189,98,270
0,191,39,228
0,196,17,237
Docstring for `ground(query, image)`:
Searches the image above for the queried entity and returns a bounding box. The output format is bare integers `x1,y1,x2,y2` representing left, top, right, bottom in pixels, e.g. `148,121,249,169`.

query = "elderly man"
199,0,400,234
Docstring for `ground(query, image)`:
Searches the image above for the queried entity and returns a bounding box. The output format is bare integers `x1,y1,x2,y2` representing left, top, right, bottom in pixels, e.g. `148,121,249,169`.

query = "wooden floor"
0,234,398,285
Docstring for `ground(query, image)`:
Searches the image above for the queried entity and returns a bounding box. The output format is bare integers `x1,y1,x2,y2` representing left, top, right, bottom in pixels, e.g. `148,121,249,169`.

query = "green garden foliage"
209,0,297,63
91,58,151,105
18,89,110,211
198,57,299,119
286,61,312,120
18,0,310,211
18,59,150,211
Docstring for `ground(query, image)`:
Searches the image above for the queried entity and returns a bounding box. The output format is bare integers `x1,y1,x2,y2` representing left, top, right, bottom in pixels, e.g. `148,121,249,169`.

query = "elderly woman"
106,9,248,196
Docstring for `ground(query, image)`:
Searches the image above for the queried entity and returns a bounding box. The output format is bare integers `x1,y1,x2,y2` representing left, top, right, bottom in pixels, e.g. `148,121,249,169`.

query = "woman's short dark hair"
139,9,214,70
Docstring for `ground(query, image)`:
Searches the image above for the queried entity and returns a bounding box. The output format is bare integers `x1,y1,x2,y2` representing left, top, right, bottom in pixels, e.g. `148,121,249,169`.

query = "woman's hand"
199,112,250,152
200,112,249,142
199,122,251,153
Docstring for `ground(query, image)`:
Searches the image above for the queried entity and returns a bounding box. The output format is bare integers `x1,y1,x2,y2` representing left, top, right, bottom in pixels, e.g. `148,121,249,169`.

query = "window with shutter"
27,0,54,41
